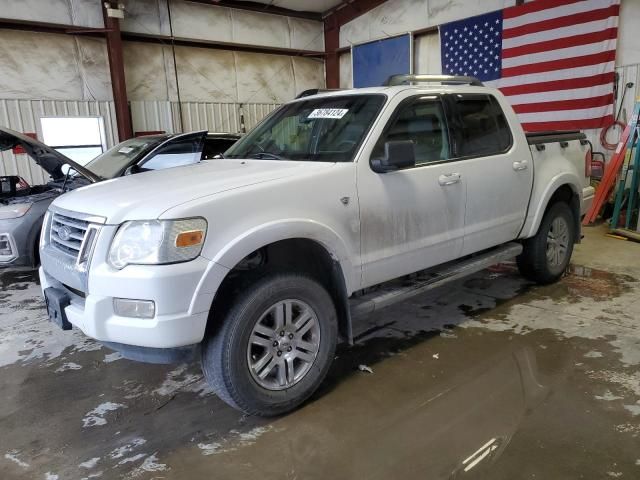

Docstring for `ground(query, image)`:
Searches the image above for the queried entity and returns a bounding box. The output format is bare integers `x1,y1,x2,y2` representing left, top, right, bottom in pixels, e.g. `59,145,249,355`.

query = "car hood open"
0,127,100,183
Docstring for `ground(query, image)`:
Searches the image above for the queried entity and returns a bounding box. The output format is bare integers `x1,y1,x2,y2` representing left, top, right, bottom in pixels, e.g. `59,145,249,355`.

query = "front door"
358,95,466,288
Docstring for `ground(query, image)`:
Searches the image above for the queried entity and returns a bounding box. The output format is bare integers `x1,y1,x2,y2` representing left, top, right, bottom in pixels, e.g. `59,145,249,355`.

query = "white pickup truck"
39,75,594,415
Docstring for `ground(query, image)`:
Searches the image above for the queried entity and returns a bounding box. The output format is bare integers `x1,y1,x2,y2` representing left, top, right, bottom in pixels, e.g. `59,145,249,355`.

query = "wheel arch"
520,176,582,242
203,224,356,344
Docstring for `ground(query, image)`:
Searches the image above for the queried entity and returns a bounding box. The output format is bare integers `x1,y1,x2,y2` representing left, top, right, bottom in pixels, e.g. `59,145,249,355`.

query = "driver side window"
373,97,450,166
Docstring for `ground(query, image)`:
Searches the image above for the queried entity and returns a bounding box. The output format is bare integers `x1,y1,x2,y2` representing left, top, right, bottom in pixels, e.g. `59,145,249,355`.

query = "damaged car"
0,128,240,267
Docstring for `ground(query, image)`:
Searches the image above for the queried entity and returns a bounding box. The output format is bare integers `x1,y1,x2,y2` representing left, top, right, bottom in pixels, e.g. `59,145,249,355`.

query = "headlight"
0,202,32,220
108,218,207,269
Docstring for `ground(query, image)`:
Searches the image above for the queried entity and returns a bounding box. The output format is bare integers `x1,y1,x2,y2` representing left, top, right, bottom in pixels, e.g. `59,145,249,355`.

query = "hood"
0,127,100,183
52,159,334,224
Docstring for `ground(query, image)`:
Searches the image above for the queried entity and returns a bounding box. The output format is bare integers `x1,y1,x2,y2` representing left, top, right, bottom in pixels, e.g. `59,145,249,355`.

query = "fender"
519,172,582,239
200,218,358,295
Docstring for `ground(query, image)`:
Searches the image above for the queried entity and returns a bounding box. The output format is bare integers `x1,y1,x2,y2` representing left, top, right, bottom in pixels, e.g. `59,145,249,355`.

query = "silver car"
0,128,240,267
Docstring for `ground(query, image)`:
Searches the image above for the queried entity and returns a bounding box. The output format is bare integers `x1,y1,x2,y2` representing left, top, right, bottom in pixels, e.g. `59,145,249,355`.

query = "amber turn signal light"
175,230,204,248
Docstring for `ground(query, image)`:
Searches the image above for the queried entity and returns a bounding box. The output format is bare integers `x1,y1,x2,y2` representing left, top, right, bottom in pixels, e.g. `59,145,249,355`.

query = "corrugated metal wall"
130,101,279,134
1,99,279,185
0,99,117,184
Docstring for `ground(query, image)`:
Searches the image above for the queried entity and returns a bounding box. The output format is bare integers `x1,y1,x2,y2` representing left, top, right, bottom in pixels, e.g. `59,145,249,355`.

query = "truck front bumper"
39,256,230,349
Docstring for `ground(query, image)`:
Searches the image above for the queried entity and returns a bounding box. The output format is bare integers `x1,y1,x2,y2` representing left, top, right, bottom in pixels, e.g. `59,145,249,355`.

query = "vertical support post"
103,2,133,141
324,16,340,89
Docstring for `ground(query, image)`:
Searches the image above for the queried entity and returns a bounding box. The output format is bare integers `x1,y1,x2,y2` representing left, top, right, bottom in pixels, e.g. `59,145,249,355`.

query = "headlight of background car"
108,218,207,269
0,202,32,220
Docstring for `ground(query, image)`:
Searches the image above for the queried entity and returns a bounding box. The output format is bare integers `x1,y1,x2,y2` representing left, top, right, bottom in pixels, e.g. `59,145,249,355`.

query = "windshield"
225,94,386,162
84,136,166,179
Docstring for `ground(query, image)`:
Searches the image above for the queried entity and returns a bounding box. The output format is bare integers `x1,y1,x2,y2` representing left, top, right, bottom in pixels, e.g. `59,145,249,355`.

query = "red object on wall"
134,131,165,137
12,132,37,154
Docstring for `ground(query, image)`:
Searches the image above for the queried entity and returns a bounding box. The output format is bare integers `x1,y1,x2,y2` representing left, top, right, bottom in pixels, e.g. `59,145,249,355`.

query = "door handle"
513,160,528,171
438,173,461,186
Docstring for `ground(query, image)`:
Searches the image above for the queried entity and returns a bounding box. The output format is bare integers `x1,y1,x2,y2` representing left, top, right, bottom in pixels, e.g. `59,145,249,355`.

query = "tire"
517,201,575,284
201,273,338,416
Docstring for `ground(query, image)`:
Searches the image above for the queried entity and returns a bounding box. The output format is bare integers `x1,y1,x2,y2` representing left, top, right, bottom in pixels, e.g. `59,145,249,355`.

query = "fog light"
113,298,155,318
0,234,16,259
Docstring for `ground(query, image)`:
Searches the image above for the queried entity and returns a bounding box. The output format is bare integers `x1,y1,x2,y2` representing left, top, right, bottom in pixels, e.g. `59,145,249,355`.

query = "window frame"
369,94,455,171
444,93,514,161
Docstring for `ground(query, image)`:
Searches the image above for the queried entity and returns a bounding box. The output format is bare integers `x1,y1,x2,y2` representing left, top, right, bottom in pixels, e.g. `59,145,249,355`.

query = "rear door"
358,94,466,288
446,94,533,255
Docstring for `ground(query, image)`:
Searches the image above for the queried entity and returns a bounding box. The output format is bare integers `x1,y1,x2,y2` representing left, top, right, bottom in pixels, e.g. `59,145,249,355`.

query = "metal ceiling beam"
186,0,323,21
0,18,110,37
122,31,324,57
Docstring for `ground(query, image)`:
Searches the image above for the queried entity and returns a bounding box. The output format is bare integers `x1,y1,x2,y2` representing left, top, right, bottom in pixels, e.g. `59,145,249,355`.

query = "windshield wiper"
249,152,285,160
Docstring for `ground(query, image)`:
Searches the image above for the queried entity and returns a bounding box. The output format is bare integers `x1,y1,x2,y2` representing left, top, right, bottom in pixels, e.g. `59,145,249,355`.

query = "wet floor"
1,226,639,479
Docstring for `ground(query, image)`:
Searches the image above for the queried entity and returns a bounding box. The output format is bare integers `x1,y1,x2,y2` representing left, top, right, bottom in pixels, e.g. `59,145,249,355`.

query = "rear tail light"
585,149,592,177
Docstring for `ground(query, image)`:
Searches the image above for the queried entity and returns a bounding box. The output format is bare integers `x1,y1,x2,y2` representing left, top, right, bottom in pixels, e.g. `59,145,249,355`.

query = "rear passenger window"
372,97,450,166
453,95,512,157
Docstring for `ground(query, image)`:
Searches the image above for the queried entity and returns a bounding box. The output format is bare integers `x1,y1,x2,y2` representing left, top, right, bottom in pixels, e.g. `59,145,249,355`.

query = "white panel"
618,0,640,67
340,0,512,48
0,31,111,101
292,58,326,96
121,0,171,36
1,0,102,27
235,52,296,103
230,9,290,49
289,17,325,51
0,99,117,185
175,47,238,103
414,31,441,75
169,1,234,43
123,42,178,101
166,1,322,52
339,52,353,89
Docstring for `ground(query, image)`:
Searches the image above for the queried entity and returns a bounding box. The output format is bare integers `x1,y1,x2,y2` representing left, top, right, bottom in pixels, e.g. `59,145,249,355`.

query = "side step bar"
350,242,523,319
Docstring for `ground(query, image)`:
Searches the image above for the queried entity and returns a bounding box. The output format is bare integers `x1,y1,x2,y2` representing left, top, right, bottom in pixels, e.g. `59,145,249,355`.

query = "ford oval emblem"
58,225,72,242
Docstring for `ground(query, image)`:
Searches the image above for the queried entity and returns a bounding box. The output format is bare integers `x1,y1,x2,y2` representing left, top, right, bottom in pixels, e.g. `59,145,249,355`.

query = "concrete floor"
1,224,639,479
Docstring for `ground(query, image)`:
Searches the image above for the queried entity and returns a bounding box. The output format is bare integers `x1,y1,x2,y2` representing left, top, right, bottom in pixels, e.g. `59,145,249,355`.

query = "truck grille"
50,212,91,260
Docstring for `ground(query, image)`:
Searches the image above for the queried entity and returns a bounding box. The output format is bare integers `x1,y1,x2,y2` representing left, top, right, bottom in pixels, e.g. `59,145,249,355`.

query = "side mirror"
371,140,416,173
124,164,142,176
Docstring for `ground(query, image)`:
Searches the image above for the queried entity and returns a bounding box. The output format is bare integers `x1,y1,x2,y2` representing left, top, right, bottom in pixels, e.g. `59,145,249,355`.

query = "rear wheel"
517,202,575,284
201,273,337,416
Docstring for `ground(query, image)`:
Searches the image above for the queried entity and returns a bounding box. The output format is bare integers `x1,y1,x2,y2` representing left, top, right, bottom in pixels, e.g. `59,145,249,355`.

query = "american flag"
440,0,620,132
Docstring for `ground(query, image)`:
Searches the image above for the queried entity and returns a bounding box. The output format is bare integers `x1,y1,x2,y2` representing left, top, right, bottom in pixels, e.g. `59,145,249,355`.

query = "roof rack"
384,74,484,87
296,88,344,99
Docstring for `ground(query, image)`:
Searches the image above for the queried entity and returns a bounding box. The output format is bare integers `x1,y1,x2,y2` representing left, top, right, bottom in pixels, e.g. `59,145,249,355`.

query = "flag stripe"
502,50,616,78
503,0,581,20
503,5,619,39
506,83,613,105
502,40,616,68
504,0,612,29
497,72,614,96
502,17,618,49
502,27,618,59
491,63,615,89
512,93,614,114
516,104,613,123
522,118,613,132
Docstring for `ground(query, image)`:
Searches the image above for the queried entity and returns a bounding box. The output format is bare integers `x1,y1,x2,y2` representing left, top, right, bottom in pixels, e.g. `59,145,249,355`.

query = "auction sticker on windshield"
308,108,348,119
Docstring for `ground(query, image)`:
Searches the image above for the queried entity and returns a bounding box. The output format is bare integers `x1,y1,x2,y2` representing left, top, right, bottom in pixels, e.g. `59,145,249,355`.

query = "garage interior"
1,0,640,479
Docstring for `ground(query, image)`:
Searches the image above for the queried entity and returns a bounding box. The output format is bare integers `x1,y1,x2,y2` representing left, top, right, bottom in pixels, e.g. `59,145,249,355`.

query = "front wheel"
517,201,575,284
201,273,338,416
